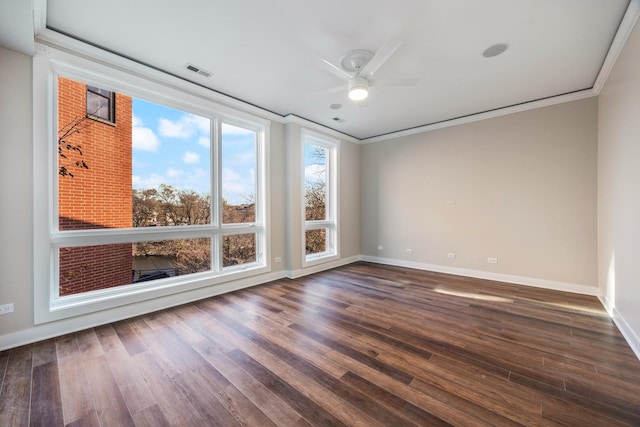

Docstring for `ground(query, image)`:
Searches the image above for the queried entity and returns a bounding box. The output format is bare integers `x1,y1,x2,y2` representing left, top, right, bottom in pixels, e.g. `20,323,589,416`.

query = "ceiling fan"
314,39,418,103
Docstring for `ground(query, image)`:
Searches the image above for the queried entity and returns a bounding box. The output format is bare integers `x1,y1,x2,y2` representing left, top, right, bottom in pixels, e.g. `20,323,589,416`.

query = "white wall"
598,17,640,356
361,98,599,293
0,46,34,337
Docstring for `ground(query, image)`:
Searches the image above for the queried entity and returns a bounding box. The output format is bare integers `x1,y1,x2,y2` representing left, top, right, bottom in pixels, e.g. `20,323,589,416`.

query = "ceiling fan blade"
312,83,348,96
312,54,352,80
327,84,348,94
360,38,402,78
371,77,419,87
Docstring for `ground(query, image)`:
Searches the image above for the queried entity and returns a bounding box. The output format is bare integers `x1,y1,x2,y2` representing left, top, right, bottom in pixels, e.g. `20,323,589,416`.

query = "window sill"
37,264,270,324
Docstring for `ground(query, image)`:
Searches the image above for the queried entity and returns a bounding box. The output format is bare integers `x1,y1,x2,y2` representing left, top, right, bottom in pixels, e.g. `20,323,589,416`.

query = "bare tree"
174,238,211,274
133,188,159,227
132,185,259,272
58,116,92,177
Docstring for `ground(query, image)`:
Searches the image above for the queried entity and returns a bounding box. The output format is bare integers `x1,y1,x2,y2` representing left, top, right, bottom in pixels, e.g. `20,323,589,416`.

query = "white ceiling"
1,1,636,140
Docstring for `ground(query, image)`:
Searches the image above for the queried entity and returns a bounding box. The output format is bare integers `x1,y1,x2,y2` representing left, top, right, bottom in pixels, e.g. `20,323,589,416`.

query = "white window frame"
33,45,270,323
301,128,340,267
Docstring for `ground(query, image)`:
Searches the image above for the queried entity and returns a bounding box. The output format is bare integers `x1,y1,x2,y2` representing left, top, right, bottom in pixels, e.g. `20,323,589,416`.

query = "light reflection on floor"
434,285,514,303
433,284,608,317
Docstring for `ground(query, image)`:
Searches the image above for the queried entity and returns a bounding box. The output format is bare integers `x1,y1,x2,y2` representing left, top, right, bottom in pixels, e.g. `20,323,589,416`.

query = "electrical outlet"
488,257,498,264
447,253,456,259
406,249,413,254
377,245,384,251
0,303,14,315
275,257,282,263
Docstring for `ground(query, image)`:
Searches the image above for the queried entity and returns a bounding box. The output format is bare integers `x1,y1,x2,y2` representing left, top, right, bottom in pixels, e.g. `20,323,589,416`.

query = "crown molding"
282,115,359,144
593,0,640,93
360,89,598,144
35,28,285,124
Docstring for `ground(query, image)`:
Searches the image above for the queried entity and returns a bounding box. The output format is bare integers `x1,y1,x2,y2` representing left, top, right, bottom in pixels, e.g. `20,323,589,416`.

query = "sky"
304,141,327,185
131,98,256,205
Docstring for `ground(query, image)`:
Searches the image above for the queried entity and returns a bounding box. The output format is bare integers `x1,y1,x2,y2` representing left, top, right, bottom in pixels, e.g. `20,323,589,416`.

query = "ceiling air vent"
332,117,345,123
185,63,213,78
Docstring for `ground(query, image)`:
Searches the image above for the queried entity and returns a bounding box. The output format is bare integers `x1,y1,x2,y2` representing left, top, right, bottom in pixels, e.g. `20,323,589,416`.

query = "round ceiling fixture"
340,50,374,73
329,103,343,110
483,43,509,58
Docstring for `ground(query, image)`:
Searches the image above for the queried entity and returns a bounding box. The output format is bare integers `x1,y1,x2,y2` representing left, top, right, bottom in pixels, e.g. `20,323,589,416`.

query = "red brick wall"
59,244,133,296
57,77,133,295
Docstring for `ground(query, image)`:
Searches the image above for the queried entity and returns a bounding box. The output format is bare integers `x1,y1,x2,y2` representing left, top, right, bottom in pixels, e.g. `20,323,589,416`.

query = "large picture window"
34,50,269,322
302,129,339,266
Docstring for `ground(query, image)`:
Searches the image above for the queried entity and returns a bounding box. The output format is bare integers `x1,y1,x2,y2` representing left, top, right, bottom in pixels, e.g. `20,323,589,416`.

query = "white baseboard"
601,298,640,362
286,255,361,279
360,255,599,296
0,270,286,352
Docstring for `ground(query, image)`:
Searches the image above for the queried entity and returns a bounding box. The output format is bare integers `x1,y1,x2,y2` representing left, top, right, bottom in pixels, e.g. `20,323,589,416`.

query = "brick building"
57,76,133,295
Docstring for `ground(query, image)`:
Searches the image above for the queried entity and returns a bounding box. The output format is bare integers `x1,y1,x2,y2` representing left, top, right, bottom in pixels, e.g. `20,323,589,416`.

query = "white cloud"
183,151,200,164
305,164,326,182
222,168,255,205
132,116,160,152
132,173,164,189
221,168,241,181
158,118,190,138
166,167,184,178
158,114,211,139
198,136,210,148
222,123,255,136
133,168,211,195
132,114,143,127
193,115,211,135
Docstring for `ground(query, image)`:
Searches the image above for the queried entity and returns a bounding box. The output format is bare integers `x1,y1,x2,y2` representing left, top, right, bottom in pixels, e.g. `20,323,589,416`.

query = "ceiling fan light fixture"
348,76,369,101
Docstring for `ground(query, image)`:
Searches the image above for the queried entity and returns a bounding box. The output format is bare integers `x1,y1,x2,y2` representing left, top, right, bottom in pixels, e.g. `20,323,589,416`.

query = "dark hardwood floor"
2,262,640,426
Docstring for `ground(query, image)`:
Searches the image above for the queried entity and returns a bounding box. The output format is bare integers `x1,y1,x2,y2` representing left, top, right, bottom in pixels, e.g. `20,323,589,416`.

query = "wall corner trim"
286,255,361,279
602,299,640,362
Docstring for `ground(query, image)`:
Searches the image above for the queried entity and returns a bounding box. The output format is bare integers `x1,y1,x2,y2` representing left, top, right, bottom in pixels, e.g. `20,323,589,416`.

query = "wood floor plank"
75,329,104,360
289,322,415,385
31,339,57,368
194,300,391,426
4,262,640,426
81,355,135,426
133,351,207,426
0,345,32,427
217,382,279,427
340,370,452,426
65,410,101,427
227,348,347,427
130,404,171,427
94,324,157,415
56,350,95,425
191,340,306,426
112,320,147,356
30,361,64,427
171,370,242,427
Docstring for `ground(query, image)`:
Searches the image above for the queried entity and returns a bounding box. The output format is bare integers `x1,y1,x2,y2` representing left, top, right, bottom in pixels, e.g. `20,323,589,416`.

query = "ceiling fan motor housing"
348,75,369,100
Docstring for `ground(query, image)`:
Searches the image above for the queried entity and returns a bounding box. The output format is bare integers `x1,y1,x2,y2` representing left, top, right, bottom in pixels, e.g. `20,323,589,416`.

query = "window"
302,129,339,265
34,50,269,323
86,86,115,123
